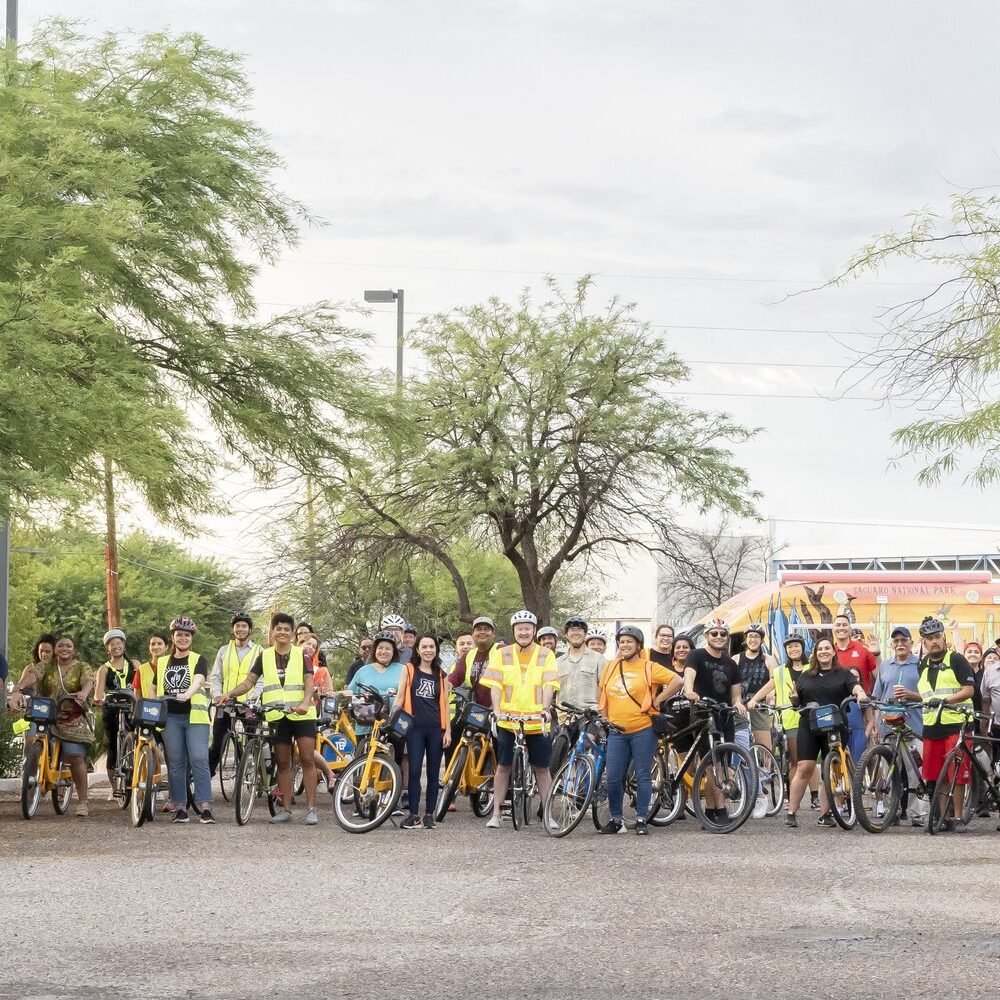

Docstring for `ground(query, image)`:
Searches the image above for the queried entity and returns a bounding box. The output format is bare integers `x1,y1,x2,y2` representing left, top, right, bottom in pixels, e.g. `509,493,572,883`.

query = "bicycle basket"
103,691,135,712
459,701,491,734
809,704,843,733
352,699,378,725
387,708,414,740
321,696,340,716
25,696,56,723
133,698,167,728
881,710,906,725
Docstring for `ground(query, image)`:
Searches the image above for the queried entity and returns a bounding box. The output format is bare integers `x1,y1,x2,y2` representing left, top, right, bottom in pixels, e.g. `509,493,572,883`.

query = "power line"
662,389,921,403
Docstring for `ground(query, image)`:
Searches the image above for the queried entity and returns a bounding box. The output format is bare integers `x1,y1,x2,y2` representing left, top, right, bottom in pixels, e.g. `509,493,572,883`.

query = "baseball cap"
890,626,912,639
472,615,495,629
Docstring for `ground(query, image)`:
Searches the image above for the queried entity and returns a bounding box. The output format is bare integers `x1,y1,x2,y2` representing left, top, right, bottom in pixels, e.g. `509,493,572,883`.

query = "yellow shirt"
603,657,674,734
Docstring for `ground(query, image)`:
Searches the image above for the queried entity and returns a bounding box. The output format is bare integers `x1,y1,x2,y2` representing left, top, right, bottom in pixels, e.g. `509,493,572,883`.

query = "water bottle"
975,744,991,775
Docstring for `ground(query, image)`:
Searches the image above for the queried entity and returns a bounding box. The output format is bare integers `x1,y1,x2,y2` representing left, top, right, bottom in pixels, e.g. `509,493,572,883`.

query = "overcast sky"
17,0,1000,563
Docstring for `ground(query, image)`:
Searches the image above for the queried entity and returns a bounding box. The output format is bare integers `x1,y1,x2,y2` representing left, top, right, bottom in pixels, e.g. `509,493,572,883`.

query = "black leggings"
103,710,122,770
406,725,443,816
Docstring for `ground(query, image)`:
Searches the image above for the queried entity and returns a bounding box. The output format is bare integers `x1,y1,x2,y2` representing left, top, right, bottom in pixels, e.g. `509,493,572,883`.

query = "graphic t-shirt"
163,654,208,715
685,649,740,705
410,667,442,728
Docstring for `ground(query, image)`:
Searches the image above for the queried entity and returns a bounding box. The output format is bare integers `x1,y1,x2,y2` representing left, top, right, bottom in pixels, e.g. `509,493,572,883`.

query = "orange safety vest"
598,652,656,717
399,662,449,730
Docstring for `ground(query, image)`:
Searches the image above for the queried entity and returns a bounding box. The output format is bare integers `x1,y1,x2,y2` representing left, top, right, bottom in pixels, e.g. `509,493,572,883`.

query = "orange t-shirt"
603,657,674,734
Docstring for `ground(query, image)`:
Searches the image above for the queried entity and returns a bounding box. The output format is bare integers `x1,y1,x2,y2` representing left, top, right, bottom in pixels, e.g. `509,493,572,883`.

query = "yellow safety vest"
774,663,802,731
483,643,558,734
156,652,211,725
102,660,130,691
918,651,972,727
221,641,262,703
136,661,156,699
260,645,317,722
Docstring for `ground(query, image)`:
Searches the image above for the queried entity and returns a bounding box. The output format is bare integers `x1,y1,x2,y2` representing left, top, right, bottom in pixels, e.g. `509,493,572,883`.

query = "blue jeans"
163,714,212,807
606,726,657,821
406,725,443,815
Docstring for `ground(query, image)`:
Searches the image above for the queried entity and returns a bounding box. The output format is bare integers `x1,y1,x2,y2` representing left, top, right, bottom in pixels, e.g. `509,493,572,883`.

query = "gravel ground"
2,793,999,1000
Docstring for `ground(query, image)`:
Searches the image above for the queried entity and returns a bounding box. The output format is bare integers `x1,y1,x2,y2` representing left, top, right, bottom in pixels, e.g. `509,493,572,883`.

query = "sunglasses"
707,630,729,638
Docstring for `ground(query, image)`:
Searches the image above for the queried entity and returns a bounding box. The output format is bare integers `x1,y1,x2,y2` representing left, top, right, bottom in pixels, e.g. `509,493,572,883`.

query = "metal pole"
104,456,121,628
396,289,404,390
5,0,17,42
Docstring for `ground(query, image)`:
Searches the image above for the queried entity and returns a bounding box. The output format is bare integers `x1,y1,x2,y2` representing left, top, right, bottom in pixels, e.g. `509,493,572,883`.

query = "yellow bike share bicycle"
19,695,79,819
435,690,496,822
103,690,168,827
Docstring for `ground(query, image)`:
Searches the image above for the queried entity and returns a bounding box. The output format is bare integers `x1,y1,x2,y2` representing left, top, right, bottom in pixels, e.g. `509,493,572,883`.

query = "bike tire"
117,730,134,809
470,738,496,818
234,739,263,826
510,750,527,831
20,743,42,820
928,749,963,835
853,743,901,834
649,748,686,827
435,743,468,822
218,730,239,803
332,752,402,833
691,742,756,834
544,753,596,838
52,753,73,815
962,762,982,825
752,744,785,817
186,774,203,817
131,742,156,828
822,750,857,830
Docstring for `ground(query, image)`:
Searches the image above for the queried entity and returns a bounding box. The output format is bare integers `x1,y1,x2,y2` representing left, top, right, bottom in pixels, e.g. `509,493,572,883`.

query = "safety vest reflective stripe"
918,651,972,726
774,664,801,730
222,642,261,703
103,661,129,690
260,645,317,722
487,643,556,733
156,652,211,725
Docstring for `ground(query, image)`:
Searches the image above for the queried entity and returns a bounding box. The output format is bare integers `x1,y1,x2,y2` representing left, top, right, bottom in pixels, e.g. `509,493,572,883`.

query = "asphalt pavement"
2,794,999,1000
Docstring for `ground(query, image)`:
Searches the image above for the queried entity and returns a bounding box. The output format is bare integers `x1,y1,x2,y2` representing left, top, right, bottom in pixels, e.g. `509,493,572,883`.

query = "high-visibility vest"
221,641,262,703
774,663,802,731
483,643,557,733
918,651,972,727
597,652,655,716
102,660,130,692
136,661,156,699
400,662,449,730
260,645,317,722
156,652,211,725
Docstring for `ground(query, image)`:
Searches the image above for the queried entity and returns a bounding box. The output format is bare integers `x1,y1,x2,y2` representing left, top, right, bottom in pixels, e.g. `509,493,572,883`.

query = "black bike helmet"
745,623,766,637
564,615,589,632
919,616,945,637
371,630,400,658
783,632,806,647
616,624,644,646
231,612,253,628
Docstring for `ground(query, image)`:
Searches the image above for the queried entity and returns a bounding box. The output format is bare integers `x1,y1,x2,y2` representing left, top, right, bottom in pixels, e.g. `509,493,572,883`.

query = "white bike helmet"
381,613,406,630
510,609,538,627
103,628,127,646
586,627,608,643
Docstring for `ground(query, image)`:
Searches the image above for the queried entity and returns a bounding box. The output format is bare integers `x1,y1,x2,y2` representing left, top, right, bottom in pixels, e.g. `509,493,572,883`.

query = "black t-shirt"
163,654,208,716
685,649,740,705
409,666,442,729
920,652,976,738
650,649,672,669
793,668,857,722
738,652,770,702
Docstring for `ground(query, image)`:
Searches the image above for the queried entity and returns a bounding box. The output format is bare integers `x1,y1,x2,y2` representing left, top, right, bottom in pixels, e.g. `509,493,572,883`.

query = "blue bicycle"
543,703,613,837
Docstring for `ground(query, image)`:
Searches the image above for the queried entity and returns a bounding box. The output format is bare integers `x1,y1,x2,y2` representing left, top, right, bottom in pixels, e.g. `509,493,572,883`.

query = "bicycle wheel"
691,742,756,834
544,753,596,838
332,752,402,833
853,743,901,834
470,737,496,818
435,743,468,822
962,763,982,825
510,749,528,831
822,750,856,830
928,749,963,835
116,730,134,809
186,773,203,817
218,730,239,803
752,744,785,817
20,742,42,820
650,748,686,827
131,743,156,828
292,745,304,798
234,739,264,826
52,751,73,815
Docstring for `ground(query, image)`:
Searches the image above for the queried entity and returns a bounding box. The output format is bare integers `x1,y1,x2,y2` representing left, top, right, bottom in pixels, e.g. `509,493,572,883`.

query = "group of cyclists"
5,603,996,837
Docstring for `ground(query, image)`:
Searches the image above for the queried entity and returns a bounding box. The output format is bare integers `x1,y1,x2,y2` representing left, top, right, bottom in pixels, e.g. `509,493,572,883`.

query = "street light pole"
5,0,17,43
363,288,405,390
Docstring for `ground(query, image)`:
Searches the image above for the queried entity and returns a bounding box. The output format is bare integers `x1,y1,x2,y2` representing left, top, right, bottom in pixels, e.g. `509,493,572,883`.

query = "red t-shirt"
835,640,876,694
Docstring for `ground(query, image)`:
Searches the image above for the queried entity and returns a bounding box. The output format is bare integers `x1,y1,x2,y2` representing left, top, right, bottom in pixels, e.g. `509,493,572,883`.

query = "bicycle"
798,697,861,831
852,699,929,833
19,695,79,820
292,694,358,797
646,696,757,834
232,700,292,825
927,702,1000,835
107,692,169,827
748,705,788,817
435,691,496,822
103,690,138,811
497,712,546,831
332,686,407,833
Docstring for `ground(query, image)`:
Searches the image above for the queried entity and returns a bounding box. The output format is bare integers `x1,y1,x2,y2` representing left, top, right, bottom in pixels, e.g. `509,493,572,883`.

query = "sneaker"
912,814,926,828
635,819,649,836
809,793,820,810
423,813,435,829
598,819,624,835
75,803,89,818
401,814,422,829
172,809,189,824
391,807,405,818
784,812,797,828
269,809,293,825
305,808,318,826
485,815,501,829
977,806,991,818
752,796,768,819
107,788,117,802
951,820,968,833
816,812,836,828
199,809,216,825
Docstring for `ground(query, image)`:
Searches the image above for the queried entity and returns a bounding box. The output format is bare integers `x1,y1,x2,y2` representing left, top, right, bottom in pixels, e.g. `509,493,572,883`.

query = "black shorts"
795,724,844,763
271,717,317,745
496,728,551,768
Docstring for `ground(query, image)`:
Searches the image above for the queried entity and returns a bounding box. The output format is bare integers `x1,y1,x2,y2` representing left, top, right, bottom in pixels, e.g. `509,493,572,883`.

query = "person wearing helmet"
736,624,778,820
551,616,604,775
346,631,404,735
159,616,214,824
482,610,559,829
403,623,418,653
220,612,321,825
916,616,976,831
380,614,413,664
207,614,263,781
586,628,608,656
536,626,558,653
94,628,140,800
597,625,676,835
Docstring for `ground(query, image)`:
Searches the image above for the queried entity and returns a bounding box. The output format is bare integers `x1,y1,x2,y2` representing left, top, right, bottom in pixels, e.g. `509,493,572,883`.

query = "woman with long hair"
394,633,451,829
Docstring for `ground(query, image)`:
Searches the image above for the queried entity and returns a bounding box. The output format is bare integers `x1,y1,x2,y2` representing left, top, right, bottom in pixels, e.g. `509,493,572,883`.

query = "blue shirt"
871,654,922,736
350,662,403,734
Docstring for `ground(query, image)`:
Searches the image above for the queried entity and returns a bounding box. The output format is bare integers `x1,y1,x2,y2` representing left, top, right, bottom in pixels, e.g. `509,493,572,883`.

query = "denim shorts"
27,724,86,757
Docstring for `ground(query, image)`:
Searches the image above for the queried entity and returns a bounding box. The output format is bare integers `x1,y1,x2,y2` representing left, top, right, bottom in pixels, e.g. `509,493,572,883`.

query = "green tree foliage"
319,279,758,621
0,23,382,524
7,524,251,672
